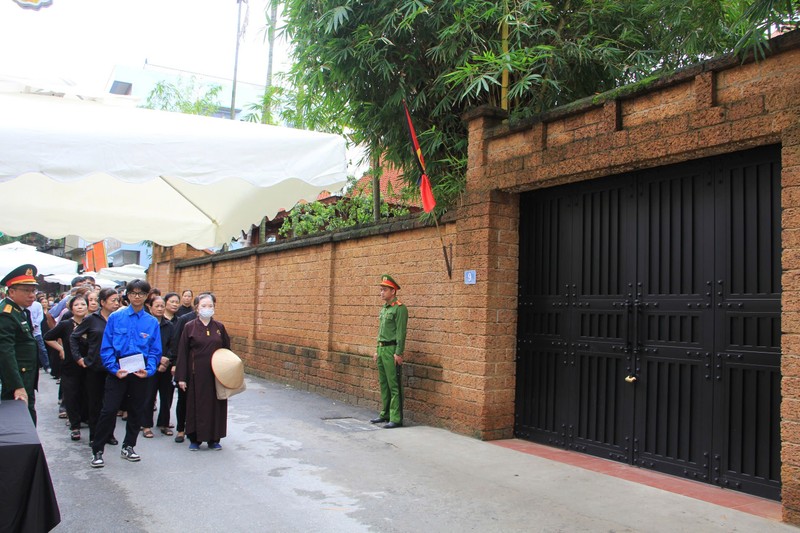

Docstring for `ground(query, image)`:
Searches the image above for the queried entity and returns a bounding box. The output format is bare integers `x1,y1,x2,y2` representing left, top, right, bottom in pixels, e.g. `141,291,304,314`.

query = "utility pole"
231,0,245,120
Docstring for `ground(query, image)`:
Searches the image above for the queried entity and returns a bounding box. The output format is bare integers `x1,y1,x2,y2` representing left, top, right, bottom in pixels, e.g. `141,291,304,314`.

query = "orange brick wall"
151,201,521,439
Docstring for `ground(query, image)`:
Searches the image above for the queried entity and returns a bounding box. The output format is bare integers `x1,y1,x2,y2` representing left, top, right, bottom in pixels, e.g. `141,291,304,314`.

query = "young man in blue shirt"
90,279,161,468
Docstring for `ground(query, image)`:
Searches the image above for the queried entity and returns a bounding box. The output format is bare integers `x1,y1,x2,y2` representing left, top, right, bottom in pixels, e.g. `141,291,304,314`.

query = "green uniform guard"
371,274,408,429
0,263,40,424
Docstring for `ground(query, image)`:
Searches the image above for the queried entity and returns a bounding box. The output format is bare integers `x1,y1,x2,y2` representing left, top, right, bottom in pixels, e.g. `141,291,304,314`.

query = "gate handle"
624,375,638,384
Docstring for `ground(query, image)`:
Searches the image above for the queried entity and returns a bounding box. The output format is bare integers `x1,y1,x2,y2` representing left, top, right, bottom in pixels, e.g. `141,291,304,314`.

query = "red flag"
403,100,436,213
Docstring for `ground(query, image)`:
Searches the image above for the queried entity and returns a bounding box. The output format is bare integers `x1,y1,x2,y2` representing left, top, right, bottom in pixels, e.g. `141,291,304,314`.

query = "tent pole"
159,176,218,226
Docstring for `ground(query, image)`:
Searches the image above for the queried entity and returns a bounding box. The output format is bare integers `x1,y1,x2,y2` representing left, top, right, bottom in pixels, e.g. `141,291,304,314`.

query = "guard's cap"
379,274,400,291
1,264,38,288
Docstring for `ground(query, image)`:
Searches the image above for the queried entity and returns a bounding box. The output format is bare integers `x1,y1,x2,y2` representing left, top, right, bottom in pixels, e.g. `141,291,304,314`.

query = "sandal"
142,428,154,438
70,429,81,441
174,432,185,443
160,427,174,436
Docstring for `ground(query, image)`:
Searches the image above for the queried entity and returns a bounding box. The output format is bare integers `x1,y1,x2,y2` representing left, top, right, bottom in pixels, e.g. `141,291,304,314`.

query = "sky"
0,0,369,181
0,0,290,91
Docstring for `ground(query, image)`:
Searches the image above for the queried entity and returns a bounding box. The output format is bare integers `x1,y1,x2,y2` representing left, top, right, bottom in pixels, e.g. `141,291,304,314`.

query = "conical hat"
211,348,244,389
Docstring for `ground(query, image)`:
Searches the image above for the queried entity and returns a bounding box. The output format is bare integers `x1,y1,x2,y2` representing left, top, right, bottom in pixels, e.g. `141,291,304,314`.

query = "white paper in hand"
119,353,145,373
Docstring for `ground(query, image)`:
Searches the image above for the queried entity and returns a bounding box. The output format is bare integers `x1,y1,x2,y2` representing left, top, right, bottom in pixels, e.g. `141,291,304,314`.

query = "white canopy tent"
98,264,147,283
0,77,347,249
43,266,147,289
43,272,117,290
0,241,78,279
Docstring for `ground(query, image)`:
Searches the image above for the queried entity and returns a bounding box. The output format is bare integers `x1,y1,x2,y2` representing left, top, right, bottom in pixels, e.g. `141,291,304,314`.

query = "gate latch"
624,375,638,384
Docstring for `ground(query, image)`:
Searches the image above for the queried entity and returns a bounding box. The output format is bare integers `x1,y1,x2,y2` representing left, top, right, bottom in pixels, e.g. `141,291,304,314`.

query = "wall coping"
463,29,800,137
175,211,456,269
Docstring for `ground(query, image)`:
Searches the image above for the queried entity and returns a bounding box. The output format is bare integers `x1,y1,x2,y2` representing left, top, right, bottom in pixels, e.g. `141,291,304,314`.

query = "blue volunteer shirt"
100,306,161,376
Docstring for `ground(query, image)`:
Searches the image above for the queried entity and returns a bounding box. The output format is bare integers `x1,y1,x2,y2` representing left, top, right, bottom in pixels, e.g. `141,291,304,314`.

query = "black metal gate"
515,145,782,500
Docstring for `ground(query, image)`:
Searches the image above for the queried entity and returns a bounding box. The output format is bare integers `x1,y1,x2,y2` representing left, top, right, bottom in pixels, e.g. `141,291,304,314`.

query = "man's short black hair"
126,279,151,294
71,276,86,287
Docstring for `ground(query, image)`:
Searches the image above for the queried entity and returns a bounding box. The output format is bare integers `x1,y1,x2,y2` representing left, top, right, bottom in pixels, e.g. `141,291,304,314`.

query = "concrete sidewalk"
36,372,795,532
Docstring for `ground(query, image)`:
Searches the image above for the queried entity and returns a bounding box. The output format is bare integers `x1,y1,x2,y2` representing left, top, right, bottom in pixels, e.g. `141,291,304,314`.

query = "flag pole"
402,99,452,278
432,215,452,279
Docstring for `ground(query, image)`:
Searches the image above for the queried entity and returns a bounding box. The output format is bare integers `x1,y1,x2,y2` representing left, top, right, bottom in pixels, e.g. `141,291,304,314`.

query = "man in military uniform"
0,264,40,423
371,274,408,429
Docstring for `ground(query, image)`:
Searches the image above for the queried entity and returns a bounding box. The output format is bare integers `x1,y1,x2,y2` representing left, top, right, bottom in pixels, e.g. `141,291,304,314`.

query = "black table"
0,400,61,532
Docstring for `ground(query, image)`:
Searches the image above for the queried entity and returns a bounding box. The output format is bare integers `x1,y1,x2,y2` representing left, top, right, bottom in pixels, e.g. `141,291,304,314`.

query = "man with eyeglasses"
0,264,41,423
90,279,161,468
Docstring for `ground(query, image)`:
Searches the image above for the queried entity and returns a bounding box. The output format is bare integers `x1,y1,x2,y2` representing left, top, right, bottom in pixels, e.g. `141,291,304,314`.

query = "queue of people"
1,264,410,470
0,265,235,469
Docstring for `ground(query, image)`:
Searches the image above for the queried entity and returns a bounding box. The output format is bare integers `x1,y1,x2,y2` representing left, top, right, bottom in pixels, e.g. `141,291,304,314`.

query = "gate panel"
516,192,572,445
713,146,782,500
570,179,636,459
634,164,715,480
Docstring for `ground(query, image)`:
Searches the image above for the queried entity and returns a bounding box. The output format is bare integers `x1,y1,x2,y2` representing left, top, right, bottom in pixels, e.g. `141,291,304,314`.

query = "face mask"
198,308,215,319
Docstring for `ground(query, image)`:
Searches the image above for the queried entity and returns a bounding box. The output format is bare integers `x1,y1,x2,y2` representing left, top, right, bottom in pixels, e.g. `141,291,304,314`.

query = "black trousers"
60,366,86,431
85,369,108,442
92,374,148,454
142,371,175,428
46,344,61,379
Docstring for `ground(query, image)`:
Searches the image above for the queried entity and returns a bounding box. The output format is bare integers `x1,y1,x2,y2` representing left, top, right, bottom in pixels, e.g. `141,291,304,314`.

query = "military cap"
379,274,401,291
1,263,38,288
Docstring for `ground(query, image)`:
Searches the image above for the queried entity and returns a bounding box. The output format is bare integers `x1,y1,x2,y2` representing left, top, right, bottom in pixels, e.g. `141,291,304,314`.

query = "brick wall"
783,121,800,524
152,31,800,521
152,221,496,432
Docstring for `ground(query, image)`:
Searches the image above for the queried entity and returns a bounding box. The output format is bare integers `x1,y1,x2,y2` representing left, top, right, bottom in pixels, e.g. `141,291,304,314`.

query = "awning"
0,241,78,278
0,78,347,248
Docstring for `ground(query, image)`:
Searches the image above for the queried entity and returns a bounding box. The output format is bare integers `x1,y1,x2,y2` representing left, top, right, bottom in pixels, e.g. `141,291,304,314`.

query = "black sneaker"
90,451,104,468
120,445,141,462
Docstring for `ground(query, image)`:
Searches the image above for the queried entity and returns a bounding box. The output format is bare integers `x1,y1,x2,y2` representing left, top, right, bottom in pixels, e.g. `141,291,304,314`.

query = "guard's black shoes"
370,417,388,424
383,422,402,429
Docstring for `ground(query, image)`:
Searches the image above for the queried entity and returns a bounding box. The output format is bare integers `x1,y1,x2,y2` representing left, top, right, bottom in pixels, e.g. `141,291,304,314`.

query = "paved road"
35,372,796,532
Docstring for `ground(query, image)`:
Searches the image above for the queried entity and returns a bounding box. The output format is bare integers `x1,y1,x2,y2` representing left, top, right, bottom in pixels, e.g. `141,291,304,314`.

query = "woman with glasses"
176,292,231,451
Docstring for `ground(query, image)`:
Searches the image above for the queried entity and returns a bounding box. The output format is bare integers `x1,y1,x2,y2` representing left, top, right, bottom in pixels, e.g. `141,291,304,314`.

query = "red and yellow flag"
403,100,436,213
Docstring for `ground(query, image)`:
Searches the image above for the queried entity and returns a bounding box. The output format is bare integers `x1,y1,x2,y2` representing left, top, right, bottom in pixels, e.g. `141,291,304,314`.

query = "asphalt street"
34,371,797,533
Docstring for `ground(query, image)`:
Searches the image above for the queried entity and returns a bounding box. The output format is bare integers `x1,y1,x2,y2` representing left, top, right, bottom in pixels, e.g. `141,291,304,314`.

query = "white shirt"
29,300,44,337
